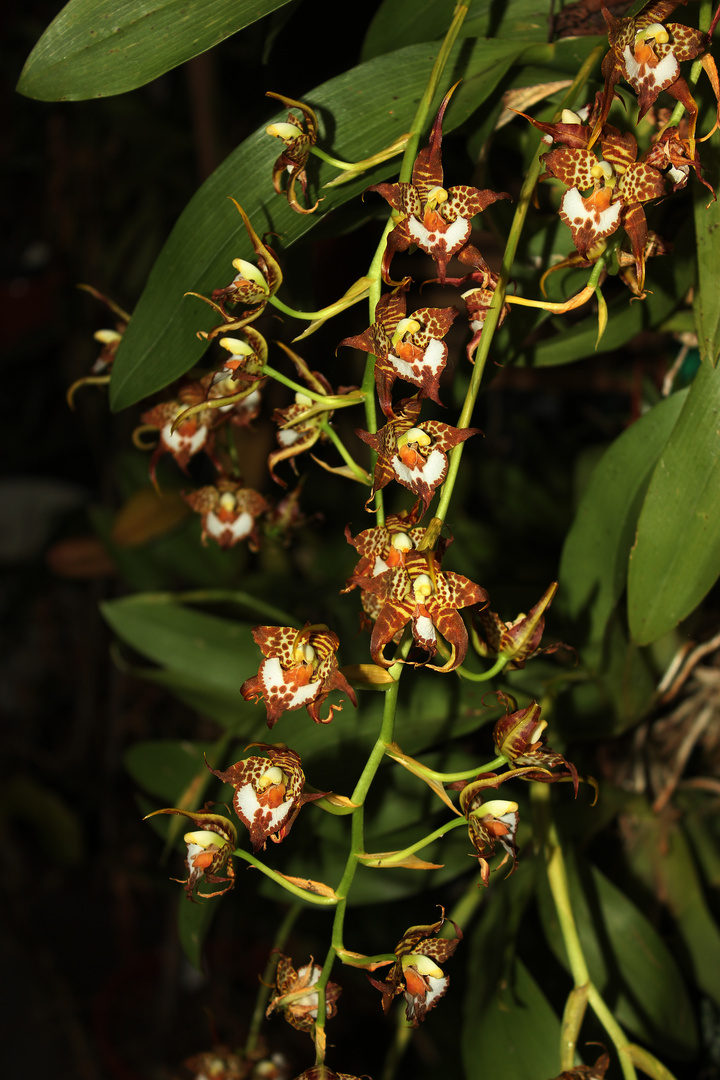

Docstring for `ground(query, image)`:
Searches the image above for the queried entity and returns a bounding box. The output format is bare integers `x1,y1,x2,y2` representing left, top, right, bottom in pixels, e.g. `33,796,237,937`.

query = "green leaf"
108,38,528,410
177,887,222,970
124,739,210,803
628,361,720,644
101,595,259,712
514,258,693,367
537,852,697,1058
559,391,688,645
627,804,720,1012
694,127,720,367
463,863,560,1079
17,0,293,101
464,956,561,1078
362,0,555,60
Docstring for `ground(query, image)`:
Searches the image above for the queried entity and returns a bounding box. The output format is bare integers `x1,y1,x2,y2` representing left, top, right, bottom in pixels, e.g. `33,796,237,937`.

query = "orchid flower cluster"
104,4,719,1079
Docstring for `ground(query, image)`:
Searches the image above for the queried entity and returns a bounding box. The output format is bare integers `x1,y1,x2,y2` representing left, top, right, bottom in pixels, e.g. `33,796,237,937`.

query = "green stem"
397,2,469,185
397,754,506,784
431,43,605,528
268,293,364,322
361,815,468,865
359,3,469,529
455,655,510,682
232,849,339,905
533,783,639,1080
261,363,363,409
245,903,301,1055
360,218,395,526
312,635,412,1061
317,418,372,483
310,145,358,170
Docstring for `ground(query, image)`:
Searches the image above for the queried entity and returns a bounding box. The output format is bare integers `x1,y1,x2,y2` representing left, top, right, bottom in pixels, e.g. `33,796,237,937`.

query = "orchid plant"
18,1,720,1079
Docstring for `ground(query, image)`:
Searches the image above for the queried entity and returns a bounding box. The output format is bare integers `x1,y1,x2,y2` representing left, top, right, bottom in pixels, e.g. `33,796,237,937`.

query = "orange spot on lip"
259,783,287,809
634,42,656,65
422,208,445,232
385,547,404,567
398,445,421,468
394,340,424,363
177,419,199,437
285,663,313,689
404,968,428,997
192,850,215,870
587,187,613,211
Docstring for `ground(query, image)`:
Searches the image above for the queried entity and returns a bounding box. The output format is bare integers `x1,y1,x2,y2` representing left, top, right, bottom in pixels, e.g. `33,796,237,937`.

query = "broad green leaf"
512,256,694,367
101,595,257,701
538,851,697,1058
628,361,720,644
463,864,560,1079
124,739,210,802
108,38,528,410
559,391,688,645
17,0,293,102
694,121,720,366
627,805,720,1012
464,956,561,1078
362,0,556,60
177,889,222,969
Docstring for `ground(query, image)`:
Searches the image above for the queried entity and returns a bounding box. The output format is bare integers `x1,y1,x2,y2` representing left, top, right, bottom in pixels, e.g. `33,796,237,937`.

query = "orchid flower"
356,395,479,516
368,88,510,284
143,807,237,901
359,547,488,672
211,744,324,852
338,282,457,414
241,624,357,727
266,92,320,214
183,479,269,550
266,952,341,1031
592,0,720,152
368,909,462,1025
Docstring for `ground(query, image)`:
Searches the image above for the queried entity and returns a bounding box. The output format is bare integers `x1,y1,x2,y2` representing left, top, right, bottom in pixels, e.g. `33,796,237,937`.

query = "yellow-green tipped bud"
231,258,269,292
219,336,255,356
402,953,444,979
398,427,432,449
266,122,302,141
391,532,414,552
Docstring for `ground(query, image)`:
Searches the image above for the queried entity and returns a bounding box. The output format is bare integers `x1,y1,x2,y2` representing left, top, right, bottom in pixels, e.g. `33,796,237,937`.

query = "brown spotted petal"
358,411,480,517
368,551,487,672
143,806,237,901
550,1049,610,1079
241,624,356,728
267,953,341,1031
542,147,597,191
342,514,427,593
493,696,579,793
463,794,520,888
559,187,622,259
294,1068,364,1080
183,480,269,550
471,581,560,667
211,743,322,852
369,908,462,1026
266,92,319,214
